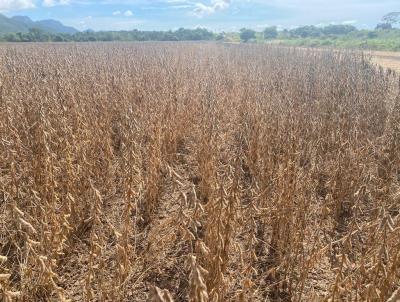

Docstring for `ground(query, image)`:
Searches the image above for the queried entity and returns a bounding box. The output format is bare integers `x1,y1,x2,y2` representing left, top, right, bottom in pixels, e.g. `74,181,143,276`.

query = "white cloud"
79,15,92,25
123,10,133,17
342,20,357,25
316,20,358,27
112,9,133,17
193,0,230,17
255,23,270,28
170,5,192,9
193,3,213,16
166,0,189,3
0,0,35,11
42,0,70,7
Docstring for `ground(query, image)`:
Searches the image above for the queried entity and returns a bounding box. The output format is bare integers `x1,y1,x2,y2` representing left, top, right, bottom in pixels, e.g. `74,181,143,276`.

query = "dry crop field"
0,42,399,302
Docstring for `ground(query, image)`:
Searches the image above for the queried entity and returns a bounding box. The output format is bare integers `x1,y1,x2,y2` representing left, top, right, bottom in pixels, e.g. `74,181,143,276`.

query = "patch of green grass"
272,37,400,51
223,28,400,52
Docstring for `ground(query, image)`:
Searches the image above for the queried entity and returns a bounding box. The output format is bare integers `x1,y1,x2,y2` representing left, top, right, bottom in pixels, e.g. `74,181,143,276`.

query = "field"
371,50,400,73
0,43,399,302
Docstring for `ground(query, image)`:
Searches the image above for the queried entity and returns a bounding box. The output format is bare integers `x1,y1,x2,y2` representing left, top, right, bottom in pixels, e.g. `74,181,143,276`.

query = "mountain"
0,14,27,33
10,16,35,27
0,14,78,34
34,19,78,34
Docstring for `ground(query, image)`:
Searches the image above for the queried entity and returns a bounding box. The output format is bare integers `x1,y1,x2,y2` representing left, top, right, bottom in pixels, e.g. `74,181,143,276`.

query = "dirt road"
370,51,400,73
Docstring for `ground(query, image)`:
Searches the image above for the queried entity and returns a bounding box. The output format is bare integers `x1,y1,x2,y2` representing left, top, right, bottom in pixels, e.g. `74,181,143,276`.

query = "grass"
226,29,400,52
274,37,400,51
0,42,399,301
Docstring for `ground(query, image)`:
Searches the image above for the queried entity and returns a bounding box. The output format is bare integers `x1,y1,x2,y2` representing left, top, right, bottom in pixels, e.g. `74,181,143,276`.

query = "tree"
263,26,278,40
216,32,225,41
376,23,393,30
290,25,322,38
367,31,378,39
53,35,64,42
322,24,357,35
27,28,50,42
240,28,256,42
4,33,19,42
382,12,400,25
377,12,400,30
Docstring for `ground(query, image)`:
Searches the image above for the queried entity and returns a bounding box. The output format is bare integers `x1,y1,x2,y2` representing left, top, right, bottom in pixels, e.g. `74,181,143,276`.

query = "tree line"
2,24,396,43
0,27,215,42
239,24,398,42
1,11,399,43
239,12,400,42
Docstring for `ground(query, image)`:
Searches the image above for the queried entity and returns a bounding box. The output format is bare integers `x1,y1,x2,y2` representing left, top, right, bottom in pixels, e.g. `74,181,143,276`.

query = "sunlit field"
0,42,399,302
371,50,400,73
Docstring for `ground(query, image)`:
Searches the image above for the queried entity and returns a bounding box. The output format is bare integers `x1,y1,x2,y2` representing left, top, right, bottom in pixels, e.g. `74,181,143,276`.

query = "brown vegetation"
0,42,399,301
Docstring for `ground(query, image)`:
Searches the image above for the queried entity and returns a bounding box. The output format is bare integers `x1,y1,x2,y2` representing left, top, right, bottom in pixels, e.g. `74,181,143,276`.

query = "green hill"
0,14,78,34
0,14,27,33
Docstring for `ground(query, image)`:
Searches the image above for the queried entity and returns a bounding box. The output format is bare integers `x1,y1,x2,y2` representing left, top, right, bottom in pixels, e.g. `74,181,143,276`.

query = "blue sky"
0,0,399,31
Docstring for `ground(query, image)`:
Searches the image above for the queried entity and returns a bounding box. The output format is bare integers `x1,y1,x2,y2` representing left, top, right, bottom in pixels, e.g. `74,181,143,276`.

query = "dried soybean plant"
0,42,399,301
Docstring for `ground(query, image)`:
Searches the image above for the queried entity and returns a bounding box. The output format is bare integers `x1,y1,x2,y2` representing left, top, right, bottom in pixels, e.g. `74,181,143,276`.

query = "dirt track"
370,51,400,73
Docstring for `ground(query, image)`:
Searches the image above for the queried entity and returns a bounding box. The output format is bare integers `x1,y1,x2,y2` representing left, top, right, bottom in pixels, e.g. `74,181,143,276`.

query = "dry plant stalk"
147,286,174,302
0,42,399,301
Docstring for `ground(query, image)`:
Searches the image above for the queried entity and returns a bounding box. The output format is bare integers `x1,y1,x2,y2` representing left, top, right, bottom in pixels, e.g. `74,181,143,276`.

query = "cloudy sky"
0,0,398,31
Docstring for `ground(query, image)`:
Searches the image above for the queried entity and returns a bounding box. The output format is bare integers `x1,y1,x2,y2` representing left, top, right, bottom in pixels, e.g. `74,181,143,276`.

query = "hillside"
0,14,78,34
0,14,27,33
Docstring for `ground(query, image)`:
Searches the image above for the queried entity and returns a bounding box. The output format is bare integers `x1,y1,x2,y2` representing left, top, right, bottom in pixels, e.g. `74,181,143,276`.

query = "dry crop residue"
0,43,399,302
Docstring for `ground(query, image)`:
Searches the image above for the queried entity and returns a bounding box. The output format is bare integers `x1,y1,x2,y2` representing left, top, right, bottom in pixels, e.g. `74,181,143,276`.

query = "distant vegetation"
226,24,400,51
1,12,400,51
0,27,215,42
239,28,256,42
3,25,400,51
270,12,400,51
272,29,400,51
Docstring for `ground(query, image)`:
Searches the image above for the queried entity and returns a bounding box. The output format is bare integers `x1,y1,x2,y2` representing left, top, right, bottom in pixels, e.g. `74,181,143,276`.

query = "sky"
0,0,398,31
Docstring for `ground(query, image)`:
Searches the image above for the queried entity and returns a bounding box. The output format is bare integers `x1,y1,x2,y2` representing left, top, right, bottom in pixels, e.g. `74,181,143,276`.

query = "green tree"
240,28,256,42
27,28,50,42
53,35,65,42
376,23,393,30
322,24,356,35
382,12,400,25
216,32,225,41
4,33,19,42
367,31,378,39
263,26,278,40
290,25,322,38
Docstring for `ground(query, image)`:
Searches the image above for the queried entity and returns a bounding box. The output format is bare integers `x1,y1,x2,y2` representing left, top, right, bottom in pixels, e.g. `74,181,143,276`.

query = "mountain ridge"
0,14,78,34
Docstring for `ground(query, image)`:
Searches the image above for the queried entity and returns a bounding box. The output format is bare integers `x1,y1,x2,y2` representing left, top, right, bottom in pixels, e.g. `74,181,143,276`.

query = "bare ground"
370,50,400,73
